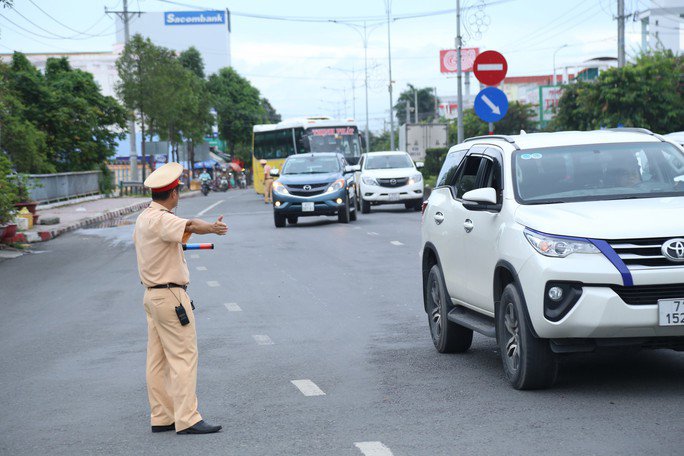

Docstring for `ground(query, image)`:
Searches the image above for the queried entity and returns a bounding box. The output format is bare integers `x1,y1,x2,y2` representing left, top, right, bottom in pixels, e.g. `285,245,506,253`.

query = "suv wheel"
349,196,358,221
338,197,350,223
497,284,558,390
361,196,371,214
426,264,473,353
274,213,286,228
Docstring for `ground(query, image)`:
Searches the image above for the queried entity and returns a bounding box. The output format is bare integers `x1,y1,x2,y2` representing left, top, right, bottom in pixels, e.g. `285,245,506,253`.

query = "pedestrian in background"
261,158,273,204
133,162,228,435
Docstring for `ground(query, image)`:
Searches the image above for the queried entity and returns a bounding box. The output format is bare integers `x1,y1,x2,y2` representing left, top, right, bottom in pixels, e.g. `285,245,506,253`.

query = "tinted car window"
282,156,341,174
436,150,466,187
365,154,414,169
453,155,485,198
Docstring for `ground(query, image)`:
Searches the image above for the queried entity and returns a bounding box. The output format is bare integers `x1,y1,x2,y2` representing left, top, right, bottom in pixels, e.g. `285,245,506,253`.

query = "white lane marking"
390,240,404,246
190,254,200,259
196,266,207,271
291,379,325,397
206,281,220,287
196,200,224,217
224,302,242,312
367,231,379,236
354,442,394,456
253,335,274,345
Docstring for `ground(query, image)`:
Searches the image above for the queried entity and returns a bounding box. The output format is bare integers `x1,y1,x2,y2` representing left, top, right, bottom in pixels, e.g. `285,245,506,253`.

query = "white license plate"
658,299,684,326
388,193,400,201
302,202,315,212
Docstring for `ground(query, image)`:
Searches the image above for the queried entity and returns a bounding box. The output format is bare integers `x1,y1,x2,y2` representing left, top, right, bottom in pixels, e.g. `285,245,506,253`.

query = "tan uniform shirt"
263,164,272,180
133,202,189,287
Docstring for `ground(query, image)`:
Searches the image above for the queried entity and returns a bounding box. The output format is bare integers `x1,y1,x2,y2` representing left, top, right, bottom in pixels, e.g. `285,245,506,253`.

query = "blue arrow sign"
474,87,509,123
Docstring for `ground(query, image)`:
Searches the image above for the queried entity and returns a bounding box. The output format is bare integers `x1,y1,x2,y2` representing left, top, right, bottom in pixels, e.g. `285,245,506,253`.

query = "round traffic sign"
474,87,509,123
473,50,508,86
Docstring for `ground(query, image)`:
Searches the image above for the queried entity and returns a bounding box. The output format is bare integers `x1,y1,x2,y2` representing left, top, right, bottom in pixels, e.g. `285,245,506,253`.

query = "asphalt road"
1,189,682,456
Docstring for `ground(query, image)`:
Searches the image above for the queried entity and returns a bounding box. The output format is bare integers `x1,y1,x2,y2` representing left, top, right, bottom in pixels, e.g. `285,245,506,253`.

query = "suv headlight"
409,173,423,184
524,229,599,258
272,181,289,195
362,176,378,186
325,178,345,194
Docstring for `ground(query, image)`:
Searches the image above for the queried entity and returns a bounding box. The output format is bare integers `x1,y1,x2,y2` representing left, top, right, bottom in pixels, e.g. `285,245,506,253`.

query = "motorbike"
219,177,229,192
238,173,247,189
201,180,211,196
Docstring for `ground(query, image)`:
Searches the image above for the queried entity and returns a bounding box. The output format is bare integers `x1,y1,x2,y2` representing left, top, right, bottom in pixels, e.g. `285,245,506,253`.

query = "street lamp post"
386,1,395,150
329,20,384,152
553,44,568,86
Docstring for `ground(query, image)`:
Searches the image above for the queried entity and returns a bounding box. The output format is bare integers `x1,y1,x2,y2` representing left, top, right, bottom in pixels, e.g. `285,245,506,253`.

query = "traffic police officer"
133,162,227,435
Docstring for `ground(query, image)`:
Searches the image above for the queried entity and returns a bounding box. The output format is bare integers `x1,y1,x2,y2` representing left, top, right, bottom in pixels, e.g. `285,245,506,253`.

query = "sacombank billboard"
164,11,226,26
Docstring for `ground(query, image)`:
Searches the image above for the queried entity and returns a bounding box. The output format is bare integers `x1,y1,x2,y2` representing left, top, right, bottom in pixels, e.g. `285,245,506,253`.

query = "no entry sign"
473,50,508,86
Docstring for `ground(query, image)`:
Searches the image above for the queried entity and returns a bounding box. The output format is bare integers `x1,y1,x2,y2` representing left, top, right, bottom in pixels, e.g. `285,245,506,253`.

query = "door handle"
434,212,444,225
463,219,474,233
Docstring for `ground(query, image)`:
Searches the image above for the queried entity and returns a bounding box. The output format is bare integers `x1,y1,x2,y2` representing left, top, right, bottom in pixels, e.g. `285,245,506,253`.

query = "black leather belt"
148,283,187,290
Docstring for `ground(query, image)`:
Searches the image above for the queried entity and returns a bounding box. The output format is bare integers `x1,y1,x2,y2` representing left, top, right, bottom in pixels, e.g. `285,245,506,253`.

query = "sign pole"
489,122,494,135
456,0,464,144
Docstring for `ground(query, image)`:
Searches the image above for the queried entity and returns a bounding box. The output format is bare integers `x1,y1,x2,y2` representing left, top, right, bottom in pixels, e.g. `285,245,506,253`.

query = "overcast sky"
1,0,681,131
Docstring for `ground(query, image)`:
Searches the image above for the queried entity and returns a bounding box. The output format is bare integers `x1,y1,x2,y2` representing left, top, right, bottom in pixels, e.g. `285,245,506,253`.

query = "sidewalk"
3,191,199,244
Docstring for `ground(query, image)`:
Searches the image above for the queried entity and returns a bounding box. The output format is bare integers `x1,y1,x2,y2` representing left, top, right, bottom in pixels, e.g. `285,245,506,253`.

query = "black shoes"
151,423,175,433
176,420,222,435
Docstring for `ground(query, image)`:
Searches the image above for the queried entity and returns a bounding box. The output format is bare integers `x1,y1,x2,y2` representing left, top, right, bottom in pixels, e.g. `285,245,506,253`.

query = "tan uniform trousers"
144,288,202,431
264,177,274,203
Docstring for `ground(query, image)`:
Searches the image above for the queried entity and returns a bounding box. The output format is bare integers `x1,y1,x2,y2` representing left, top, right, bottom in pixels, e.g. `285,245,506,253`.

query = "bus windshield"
303,126,362,164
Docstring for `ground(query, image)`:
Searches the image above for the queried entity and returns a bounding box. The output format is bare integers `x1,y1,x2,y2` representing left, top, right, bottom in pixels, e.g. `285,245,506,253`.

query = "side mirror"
462,187,497,205
345,165,360,173
270,169,280,177
415,161,424,169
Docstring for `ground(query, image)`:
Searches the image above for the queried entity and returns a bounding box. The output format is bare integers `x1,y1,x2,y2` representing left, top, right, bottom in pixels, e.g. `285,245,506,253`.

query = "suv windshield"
282,156,340,175
365,154,414,170
514,142,684,203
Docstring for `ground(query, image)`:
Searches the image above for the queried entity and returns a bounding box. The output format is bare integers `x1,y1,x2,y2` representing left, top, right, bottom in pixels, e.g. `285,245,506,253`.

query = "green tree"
550,51,684,133
178,46,205,79
116,35,169,181
368,129,398,152
207,67,266,155
449,101,538,143
260,97,281,124
0,152,19,224
394,84,436,125
42,57,126,171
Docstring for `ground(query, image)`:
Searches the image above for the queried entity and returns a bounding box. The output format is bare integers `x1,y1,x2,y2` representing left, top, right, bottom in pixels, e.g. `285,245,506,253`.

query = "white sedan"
355,151,424,213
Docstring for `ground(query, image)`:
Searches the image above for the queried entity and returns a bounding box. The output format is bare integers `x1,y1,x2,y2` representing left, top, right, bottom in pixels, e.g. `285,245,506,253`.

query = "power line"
25,0,111,38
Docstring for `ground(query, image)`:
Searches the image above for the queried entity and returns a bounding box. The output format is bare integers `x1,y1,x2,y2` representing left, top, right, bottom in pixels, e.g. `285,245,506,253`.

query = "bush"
98,162,115,195
423,147,449,178
0,154,19,224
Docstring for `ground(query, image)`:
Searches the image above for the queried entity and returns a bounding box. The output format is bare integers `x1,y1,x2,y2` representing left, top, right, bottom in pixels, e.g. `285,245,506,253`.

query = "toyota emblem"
390,179,397,185
303,185,312,191
662,238,684,262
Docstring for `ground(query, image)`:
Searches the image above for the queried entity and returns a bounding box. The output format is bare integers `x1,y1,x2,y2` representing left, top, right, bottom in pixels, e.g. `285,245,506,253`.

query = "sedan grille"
609,283,684,305
377,177,409,188
606,237,684,270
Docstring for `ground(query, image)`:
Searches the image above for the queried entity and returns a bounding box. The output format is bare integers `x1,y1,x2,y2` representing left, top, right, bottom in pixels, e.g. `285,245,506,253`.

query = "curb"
4,191,200,245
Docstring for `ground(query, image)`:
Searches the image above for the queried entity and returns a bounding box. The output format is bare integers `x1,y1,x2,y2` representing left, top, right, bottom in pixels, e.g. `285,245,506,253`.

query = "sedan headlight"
524,229,600,258
272,181,289,195
325,178,345,194
362,176,378,186
409,173,423,185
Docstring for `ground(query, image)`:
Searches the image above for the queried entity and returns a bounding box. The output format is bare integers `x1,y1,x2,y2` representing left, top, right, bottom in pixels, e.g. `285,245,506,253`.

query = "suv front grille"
286,183,328,197
377,177,409,188
609,283,684,305
607,237,684,270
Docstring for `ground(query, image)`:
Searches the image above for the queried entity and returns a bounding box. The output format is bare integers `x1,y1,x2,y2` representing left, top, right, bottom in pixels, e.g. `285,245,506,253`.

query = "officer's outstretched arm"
185,216,228,236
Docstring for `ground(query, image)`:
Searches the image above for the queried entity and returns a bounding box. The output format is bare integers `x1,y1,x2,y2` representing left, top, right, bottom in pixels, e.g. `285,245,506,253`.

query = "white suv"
421,129,684,390
356,151,424,213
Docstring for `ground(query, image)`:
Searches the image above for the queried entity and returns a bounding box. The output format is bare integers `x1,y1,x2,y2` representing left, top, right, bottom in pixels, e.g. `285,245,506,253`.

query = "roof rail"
463,135,520,149
607,127,666,142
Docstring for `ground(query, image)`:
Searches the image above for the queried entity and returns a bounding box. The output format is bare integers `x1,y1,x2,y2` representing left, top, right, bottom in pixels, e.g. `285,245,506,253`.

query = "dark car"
270,153,359,227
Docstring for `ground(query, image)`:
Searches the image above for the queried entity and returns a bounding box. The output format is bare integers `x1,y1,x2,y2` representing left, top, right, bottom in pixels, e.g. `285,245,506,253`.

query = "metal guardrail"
26,171,102,203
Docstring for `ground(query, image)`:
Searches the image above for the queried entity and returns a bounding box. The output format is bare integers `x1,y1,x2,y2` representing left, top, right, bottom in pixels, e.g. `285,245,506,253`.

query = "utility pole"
414,87,418,123
456,0,464,144
386,2,395,150
405,99,411,125
617,0,626,67
106,0,142,181
363,22,370,150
